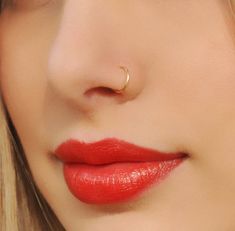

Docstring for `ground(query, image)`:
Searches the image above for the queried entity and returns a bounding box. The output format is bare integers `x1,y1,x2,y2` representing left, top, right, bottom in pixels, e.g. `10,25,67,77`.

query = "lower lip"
63,158,185,204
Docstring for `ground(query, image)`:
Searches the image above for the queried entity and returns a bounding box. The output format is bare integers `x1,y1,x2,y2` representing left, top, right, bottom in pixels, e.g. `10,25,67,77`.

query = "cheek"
171,49,235,156
146,28,235,159
0,19,47,150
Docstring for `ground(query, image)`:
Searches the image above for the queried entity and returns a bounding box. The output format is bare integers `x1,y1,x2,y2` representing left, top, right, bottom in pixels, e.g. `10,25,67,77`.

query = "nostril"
84,86,120,98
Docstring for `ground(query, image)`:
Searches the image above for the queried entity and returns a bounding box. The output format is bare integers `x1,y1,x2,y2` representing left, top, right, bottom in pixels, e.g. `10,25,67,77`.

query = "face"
1,0,235,230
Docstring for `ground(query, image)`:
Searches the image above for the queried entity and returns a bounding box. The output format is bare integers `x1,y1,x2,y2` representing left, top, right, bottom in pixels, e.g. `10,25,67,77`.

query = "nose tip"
46,1,146,112
47,56,144,112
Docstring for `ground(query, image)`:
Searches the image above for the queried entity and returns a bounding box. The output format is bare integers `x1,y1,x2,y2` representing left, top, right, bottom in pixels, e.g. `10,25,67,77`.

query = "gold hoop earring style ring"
115,66,130,94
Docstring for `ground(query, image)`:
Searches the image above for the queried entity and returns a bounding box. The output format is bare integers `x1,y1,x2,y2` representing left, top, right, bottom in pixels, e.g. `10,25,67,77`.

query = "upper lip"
54,138,188,165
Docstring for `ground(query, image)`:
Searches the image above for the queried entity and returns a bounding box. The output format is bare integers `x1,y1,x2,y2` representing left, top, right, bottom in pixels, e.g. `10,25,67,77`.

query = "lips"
54,138,187,204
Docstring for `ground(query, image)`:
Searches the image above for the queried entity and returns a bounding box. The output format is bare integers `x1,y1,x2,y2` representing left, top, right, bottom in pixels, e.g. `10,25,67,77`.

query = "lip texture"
54,138,187,204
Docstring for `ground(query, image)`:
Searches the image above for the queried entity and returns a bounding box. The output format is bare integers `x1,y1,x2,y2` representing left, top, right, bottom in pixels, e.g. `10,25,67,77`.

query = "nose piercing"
114,66,130,94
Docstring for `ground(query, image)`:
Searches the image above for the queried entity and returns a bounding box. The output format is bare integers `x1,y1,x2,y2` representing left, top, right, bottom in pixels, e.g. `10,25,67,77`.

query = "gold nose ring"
114,66,130,94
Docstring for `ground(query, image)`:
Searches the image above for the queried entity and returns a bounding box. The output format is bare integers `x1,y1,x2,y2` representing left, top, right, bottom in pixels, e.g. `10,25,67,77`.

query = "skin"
1,0,235,230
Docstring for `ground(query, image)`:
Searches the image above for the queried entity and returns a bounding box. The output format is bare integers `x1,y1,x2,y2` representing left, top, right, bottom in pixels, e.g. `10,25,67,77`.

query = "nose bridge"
49,1,109,70
47,1,146,110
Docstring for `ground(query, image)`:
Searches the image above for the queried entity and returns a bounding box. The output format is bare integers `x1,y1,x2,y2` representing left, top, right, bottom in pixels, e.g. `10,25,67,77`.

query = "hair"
0,86,67,230
0,1,66,230
0,99,66,231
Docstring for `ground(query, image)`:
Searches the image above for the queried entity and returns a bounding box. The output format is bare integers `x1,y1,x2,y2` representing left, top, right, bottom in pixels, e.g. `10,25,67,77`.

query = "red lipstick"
54,138,187,204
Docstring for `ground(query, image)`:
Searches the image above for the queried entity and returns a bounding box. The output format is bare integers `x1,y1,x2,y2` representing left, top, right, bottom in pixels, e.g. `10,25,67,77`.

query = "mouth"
54,138,188,205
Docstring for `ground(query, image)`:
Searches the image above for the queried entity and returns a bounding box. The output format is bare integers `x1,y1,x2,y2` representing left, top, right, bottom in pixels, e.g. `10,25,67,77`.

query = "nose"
47,1,146,112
